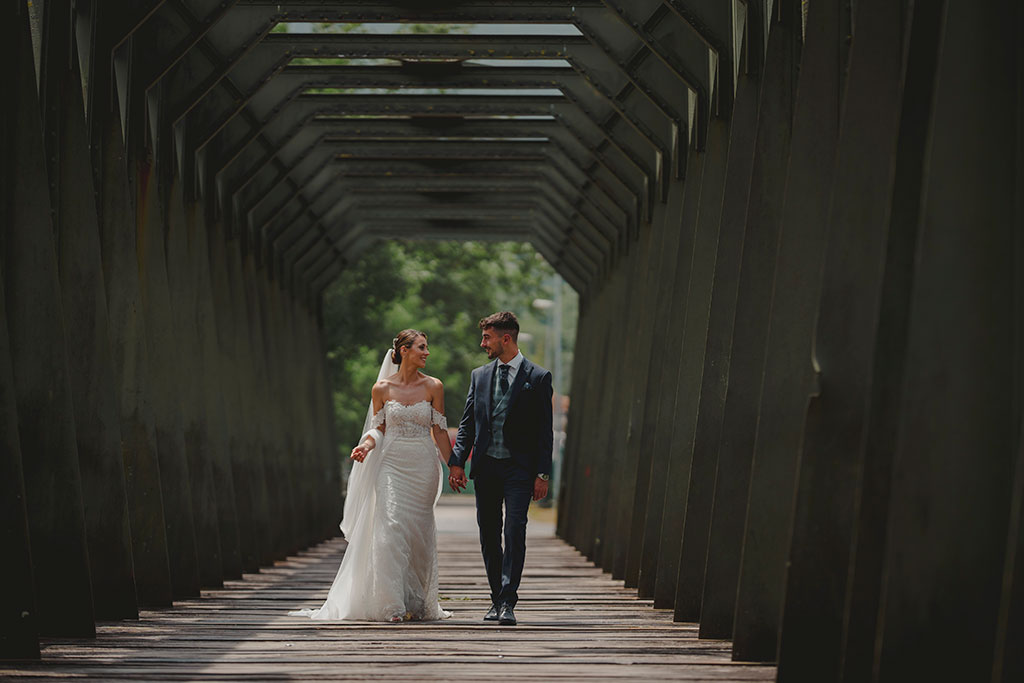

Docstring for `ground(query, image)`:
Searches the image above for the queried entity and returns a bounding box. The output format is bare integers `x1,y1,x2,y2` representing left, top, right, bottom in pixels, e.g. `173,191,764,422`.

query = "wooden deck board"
0,498,776,681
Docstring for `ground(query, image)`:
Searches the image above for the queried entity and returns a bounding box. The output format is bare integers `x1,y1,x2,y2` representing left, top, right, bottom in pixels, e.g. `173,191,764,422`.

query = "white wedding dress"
292,399,452,621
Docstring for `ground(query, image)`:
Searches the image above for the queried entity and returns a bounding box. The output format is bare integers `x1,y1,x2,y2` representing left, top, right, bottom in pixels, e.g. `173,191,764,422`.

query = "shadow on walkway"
0,496,775,681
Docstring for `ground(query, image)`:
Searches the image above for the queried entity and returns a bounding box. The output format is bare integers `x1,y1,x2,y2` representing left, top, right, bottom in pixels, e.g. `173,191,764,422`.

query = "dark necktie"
499,364,510,395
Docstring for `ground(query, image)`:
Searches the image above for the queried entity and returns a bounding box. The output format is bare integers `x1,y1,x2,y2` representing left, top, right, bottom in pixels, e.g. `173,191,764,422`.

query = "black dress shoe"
498,603,517,626
483,603,500,621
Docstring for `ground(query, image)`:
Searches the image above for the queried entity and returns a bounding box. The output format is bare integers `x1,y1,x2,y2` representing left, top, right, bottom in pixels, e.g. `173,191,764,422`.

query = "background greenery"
323,240,577,460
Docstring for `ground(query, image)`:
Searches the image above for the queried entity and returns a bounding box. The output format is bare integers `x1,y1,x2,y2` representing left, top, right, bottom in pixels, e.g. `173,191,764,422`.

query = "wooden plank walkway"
1,497,776,681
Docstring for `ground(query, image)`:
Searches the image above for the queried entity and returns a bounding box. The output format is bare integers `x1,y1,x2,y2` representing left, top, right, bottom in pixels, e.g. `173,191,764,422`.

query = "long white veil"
291,347,449,621
339,350,399,541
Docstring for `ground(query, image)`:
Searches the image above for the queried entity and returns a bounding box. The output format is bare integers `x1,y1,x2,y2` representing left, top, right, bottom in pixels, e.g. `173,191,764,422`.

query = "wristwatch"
537,473,550,481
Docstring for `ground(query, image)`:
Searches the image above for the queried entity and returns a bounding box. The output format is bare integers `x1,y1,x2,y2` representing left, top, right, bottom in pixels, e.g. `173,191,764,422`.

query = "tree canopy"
323,240,576,455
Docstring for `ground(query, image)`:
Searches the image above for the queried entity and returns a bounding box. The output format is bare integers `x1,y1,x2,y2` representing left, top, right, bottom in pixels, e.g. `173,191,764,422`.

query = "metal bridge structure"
1,1,1022,681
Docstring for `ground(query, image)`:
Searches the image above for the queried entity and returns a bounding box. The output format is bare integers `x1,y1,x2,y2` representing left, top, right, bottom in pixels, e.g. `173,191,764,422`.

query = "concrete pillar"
557,289,603,548
731,0,841,662
210,220,271,572
633,153,703,599
575,274,622,562
96,110,173,609
597,230,653,576
240,250,294,561
0,266,40,660
614,187,676,584
166,180,224,589
193,210,242,580
993,17,1024,678
651,118,728,611
310,309,342,540
555,292,594,543
698,2,799,641
48,23,137,621
997,423,1024,682
229,239,277,563
137,164,201,600
3,5,95,638
622,172,688,593
774,0,926,678
285,293,321,549
671,59,760,627
875,2,1019,678
265,273,303,557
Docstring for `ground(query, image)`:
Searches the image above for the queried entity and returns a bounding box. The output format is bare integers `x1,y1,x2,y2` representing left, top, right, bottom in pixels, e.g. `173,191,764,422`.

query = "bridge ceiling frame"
9,3,1021,675
106,0,749,299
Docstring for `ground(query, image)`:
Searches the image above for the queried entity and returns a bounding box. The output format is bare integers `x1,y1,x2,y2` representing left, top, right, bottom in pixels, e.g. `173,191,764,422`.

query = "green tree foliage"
323,240,573,453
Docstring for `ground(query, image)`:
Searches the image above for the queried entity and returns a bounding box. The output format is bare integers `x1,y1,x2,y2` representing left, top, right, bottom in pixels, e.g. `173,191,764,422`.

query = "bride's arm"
351,383,387,462
428,379,453,465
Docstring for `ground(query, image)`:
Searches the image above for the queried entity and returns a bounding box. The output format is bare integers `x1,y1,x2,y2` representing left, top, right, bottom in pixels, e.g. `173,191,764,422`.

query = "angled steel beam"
218,93,650,226
570,8,691,177
320,189,610,266
269,168,604,277
287,192,600,281
268,145,622,241
166,30,674,206
217,112,639,197
199,65,663,179
217,92,648,226
307,218,591,297
238,0,603,23
353,218,590,292
141,0,242,91
334,180,616,253
264,166,620,270
259,31,591,59
199,64,574,154
251,138,631,251
661,0,738,118
295,209,591,290
598,1,711,149
242,30,682,151
335,214,597,288
111,0,169,49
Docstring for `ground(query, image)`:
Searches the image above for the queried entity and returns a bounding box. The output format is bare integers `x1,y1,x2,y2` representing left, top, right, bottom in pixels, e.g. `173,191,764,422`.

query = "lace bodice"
371,400,447,439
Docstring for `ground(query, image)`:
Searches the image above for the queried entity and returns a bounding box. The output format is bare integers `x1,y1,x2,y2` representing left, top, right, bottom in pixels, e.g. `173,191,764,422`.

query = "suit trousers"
473,455,533,608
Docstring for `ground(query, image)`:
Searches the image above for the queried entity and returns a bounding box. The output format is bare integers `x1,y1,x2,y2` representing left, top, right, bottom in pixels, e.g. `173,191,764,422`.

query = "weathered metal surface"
633,143,704,599
0,266,39,660
873,2,1018,679
733,0,842,667
4,8,96,640
45,6,139,622
2,2,1022,679
774,0,907,678
698,0,798,643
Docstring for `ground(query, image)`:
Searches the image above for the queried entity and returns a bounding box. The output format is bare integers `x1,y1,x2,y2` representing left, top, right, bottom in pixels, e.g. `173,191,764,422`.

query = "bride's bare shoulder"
419,374,444,390
371,379,393,399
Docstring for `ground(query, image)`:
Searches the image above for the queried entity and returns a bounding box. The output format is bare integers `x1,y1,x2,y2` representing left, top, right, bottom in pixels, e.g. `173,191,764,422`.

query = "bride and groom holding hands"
292,311,553,626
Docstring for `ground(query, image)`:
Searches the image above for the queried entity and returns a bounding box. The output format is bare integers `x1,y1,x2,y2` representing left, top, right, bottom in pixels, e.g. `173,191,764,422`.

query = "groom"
448,311,553,626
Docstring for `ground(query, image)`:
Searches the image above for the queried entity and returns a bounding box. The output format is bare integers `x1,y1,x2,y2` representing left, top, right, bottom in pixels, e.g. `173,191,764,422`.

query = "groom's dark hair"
479,311,519,341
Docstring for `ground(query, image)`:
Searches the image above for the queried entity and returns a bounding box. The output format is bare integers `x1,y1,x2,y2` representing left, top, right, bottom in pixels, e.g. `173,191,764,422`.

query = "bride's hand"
350,440,373,462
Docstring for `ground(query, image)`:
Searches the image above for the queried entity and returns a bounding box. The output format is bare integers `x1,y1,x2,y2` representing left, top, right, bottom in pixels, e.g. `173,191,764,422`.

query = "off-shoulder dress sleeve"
370,405,386,430
431,407,447,431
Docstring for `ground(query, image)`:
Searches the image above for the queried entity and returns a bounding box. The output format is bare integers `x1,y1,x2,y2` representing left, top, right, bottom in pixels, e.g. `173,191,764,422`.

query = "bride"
292,329,455,622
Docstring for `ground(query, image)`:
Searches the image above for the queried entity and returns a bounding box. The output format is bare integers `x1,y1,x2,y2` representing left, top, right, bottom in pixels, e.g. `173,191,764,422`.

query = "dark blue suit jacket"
450,357,554,479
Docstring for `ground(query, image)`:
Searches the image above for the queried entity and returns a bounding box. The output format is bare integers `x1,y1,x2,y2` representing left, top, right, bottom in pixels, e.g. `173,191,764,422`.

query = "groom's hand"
533,477,549,501
448,466,468,492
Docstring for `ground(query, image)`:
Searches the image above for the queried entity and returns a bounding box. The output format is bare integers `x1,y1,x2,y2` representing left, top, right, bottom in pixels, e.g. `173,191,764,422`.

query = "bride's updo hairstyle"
392,329,426,365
